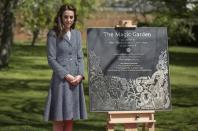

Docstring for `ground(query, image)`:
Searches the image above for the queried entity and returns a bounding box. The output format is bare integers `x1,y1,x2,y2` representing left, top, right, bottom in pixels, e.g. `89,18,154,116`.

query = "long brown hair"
53,4,77,38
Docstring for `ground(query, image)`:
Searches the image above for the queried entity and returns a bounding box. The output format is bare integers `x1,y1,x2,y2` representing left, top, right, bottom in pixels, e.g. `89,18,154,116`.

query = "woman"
44,4,87,131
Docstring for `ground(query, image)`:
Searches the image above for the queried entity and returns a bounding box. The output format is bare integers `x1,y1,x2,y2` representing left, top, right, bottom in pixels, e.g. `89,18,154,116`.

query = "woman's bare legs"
64,120,73,131
53,121,64,131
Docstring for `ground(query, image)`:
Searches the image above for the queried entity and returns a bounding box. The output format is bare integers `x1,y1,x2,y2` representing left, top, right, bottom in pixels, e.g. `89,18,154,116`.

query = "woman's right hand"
64,74,75,83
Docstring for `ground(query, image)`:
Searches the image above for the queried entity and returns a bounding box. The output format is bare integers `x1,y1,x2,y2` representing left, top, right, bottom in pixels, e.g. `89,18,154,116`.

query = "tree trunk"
0,0,18,68
31,28,40,46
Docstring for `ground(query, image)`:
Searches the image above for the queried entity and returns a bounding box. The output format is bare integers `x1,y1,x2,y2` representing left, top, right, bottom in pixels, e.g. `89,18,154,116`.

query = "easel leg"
124,123,137,131
148,123,155,131
142,123,146,131
107,123,114,131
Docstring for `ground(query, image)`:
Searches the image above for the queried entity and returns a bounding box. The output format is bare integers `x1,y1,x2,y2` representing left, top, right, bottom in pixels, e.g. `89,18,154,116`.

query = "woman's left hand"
70,75,83,86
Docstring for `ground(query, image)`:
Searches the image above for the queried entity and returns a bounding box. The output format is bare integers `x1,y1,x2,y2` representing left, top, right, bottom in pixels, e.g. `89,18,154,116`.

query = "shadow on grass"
171,84,198,107
9,56,49,69
83,48,87,58
83,82,89,96
0,78,107,130
0,78,49,129
0,79,49,92
13,44,87,58
154,83,198,131
13,44,47,57
74,122,106,131
169,51,198,67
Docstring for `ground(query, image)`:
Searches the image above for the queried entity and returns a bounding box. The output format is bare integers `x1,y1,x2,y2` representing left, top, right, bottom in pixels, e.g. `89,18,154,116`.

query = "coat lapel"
63,30,75,46
70,30,75,44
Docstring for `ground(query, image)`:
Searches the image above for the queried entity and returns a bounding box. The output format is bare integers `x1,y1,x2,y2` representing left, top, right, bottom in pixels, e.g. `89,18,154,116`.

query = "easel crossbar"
107,111,155,131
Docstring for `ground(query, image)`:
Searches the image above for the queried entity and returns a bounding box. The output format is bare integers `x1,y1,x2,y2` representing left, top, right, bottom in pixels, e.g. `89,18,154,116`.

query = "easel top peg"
115,20,137,28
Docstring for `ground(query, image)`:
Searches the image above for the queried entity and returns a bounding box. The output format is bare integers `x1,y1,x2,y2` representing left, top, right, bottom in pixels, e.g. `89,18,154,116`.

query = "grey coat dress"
44,29,87,121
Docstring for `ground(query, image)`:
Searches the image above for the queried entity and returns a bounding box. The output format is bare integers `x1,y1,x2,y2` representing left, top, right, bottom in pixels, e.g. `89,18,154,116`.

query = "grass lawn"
0,42,198,131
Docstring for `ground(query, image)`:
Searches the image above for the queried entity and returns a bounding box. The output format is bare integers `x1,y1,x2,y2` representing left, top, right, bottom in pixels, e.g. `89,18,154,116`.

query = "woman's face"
62,10,74,31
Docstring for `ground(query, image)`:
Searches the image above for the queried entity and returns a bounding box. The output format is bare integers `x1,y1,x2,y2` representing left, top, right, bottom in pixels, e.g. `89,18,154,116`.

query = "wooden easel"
107,111,155,131
106,20,156,131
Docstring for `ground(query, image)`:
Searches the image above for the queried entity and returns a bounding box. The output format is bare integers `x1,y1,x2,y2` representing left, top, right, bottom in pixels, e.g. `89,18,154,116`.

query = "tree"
61,0,102,29
0,0,18,68
147,0,198,46
101,0,198,46
17,0,101,46
17,0,61,46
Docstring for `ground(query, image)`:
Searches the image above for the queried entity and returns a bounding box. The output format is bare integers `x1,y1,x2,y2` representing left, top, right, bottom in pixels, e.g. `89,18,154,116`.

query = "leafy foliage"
16,0,102,46
18,0,56,30
104,0,198,46
0,0,18,67
149,15,196,46
17,0,61,46
147,0,198,46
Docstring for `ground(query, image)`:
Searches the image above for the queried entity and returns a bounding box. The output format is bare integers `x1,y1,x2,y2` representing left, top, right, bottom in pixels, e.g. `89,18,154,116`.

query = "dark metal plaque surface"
87,27,171,112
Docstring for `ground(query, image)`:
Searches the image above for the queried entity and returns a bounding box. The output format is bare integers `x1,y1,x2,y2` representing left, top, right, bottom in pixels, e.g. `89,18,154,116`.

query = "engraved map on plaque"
87,27,171,111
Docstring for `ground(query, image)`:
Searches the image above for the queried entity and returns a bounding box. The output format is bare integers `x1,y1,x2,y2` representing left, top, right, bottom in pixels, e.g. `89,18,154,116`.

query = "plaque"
87,27,171,111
